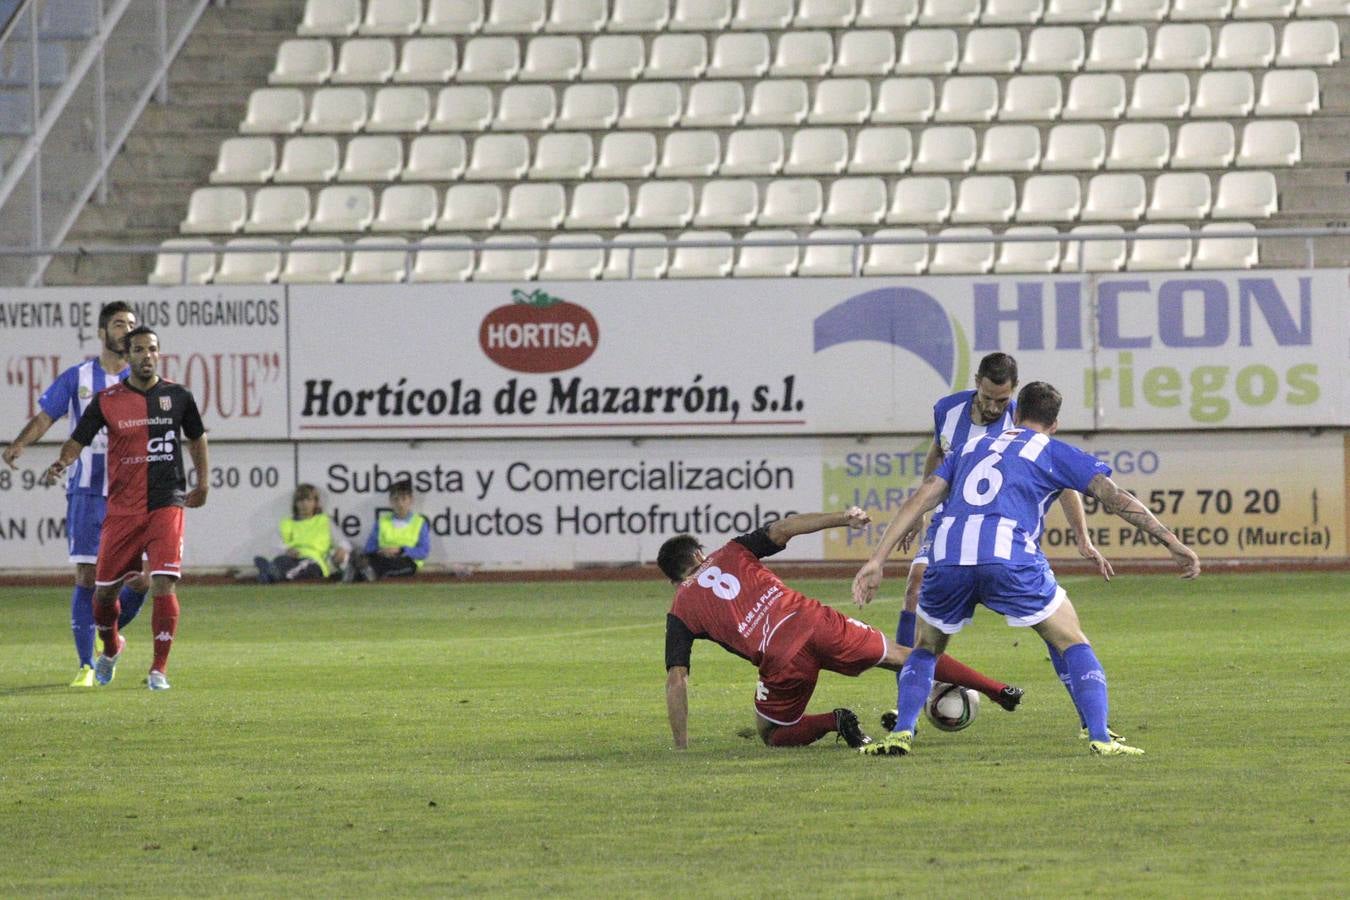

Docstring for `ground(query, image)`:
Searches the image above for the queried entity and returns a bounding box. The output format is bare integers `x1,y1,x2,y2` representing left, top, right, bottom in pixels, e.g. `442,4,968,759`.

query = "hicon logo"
479,289,599,374
813,287,970,392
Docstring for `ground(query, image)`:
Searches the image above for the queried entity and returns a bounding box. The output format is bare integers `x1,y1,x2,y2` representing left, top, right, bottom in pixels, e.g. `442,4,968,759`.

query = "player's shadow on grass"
0,683,75,696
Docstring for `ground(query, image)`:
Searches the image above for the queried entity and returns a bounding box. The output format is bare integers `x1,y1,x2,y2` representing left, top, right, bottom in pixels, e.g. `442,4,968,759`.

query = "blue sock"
1063,643,1111,743
1047,642,1086,728
895,649,938,733
896,610,917,648
117,585,147,629
71,585,96,667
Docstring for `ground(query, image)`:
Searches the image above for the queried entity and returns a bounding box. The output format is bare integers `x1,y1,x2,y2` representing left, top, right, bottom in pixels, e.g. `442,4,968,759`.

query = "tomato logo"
479,289,599,373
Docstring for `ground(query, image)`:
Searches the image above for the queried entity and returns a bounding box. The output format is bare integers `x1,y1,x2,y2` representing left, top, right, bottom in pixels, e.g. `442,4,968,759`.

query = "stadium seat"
501,183,567,230
1193,72,1256,117
620,83,682,128
278,238,346,283
668,231,735,278
873,78,936,122
214,237,283,283
809,79,872,124
647,34,709,79
368,86,432,132
758,178,825,225
609,0,672,31
1044,0,1106,20
269,39,333,85
299,0,361,37
913,126,977,173
849,127,914,173
475,236,541,281
344,237,410,282
799,228,864,276
332,39,396,84
564,182,631,228
1127,72,1190,118
371,184,439,231
1255,69,1320,115
1063,73,1125,119
1106,0,1167,20
1215,23,1276,70
181,187,247,234
273,136,339,183
1086,25,1148,70
584,35,645,80
1295,0,1347,13
436,184,503,229
530,133,594,179
1063,224,1126,271
960,28,1023,73
360,0,423,35
1106,123,1170,170
485,0,547,33
1041,123,1107,169
784,128,849,174
797,0,859,26
897,29,959,73
460,37,521,81
240,88,306,134
977,124,1042,171
952,175,1017,223
936,77,1000,122
1127,224,1192,271
858,0,920,25
693,179,760,227
887,177,953,223
863,227,929,274
822,177,889,224
465,134,530,180
494,84,557,130
547,0,608,32
1277,20,1340,66
995,226,1063,273
1237,120,1301,166
684,81,746,127
303,87,368,132
522,36,584,81
733,0,794,28
595,132,657,178
339,136,403,182
403,135,467,180
245,186,312,233
1150,24,1212,70
733,229,800,276
720,129,783,175
558,84,621,128
1024,27,1086,71
412,237,475,282
1212,171,1277,217
1081,173,1147,220
1016,174,1082,220
835,30,897,75
745,80,810,124
1170,0,1232,17
929,226,995,273
771,31,834,76
1000,75,1064,120
395,38,458,82
424,0,484,33
1146,172,1213,220
148,240,218,285
630,181,696,227
539,233,606,280
1173,122,1236,168
673,0,734,30
920,0,981,24
1192,222,1258,269
1233,0,1294,14
431,86,493,130
602,233,668,278
211,138,276,184
309,185,374,232
657,130,722,176
708,33,771,77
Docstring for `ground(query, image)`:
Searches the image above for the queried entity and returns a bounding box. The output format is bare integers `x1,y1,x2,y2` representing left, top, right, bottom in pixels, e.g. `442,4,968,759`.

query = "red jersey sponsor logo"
479,289,599,373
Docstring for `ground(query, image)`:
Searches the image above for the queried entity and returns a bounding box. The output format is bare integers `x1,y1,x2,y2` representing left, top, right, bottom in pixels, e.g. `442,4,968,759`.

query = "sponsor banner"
0,286,288,440
286,272,1347,438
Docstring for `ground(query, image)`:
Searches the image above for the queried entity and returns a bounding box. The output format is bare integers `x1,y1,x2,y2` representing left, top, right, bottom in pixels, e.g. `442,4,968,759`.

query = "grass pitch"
0,572,1345,897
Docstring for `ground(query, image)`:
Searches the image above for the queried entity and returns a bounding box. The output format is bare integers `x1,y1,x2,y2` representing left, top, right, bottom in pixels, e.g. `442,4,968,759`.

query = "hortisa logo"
479,289,599,373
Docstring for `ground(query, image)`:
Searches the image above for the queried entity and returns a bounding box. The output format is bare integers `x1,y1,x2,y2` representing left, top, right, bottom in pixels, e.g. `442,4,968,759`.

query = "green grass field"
1,572,1345,897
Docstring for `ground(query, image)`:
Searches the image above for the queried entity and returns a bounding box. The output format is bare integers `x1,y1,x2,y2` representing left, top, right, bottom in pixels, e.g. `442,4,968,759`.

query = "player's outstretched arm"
185,435,210,508
666,666,689,750
898,440,944,552
1086,473,1200,579
764,506,870,547
1058,490,1113,582
41,438,85,486
852,474,950,608
3,411,56,469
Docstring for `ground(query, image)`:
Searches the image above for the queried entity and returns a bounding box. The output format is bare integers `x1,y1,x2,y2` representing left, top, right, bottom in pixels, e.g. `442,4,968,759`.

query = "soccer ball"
925,682,980,732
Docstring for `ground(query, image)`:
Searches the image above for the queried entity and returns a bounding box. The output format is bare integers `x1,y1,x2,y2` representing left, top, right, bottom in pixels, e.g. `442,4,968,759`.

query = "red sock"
93,596,120,657
768,713,837,747
935,654,1007,699
151,594,179,674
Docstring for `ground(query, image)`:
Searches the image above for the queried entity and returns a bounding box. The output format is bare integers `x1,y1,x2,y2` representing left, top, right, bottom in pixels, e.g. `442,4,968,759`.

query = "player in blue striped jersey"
3,302,148,687
854,382,1200,757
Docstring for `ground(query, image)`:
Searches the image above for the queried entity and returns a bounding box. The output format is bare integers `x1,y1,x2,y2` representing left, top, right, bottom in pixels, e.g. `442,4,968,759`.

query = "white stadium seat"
309,185,374,232
303,87,367,132
1215,23,1277,69
413,236,475,282
558,84,620,129
673,0,733,30
1295,0,1349,14
797,0,858,27
799,228,863,277
647,34,709,79
920,0,981,25
1063,224,1126,271
1106,0,1167,20
1170,0,1231,17
1193,223,1258,269
864,227,928,274
849,127,913,173
835,30,897,75
658,130,722,176
609,0,672,32
995,226,1063,273
530,133,594,179
540,234,606,280
403,135,467,180
340,136,403,182
368,86,431,132
1016,174,1082,221
214,239,283,284
1063,74,1125,119
424,0,484,34
809,79,872,124
273,135,339,183
1106,123,1170,170
721,129,783,175
299,0,360,37
345,237,410,283
603,233,668,278
708,33,771,77
1127,224,1192,271
784,128,848,174
279,238,346,283
693,179,760,227
913,126,977,173
465,134,530,180
1146,172,1213,220
431,86,493,130
1277,20,1340,66
1235,0,1292,12
148,239,217,285
1000,74,1064,120
1127,72,1190,118
1237,120,1301,167
1023,27,1086,71
858,0,920,25
960,28,1023,74
684,81,746,127
771,31,834,76
493,84,557,130
211,137,276,184
1041,124,1106,170
821,176,888,225
733,229,799,277
547,0,608,32
436,184,503,230
888,177,953,223
897,29,959,74
1082,173,1147,220
952,175,1017,223
1086,25,1148,71
360,0,423,35
565,182,632,228
484,0,546,33
475,236,541,281
584,35,645,80
984,0,1045,23
630,181,697,227
1192,72,1256,118
874,78,936,122
595,132,658,178
936,76,999,122
733,0,794,29
1149,24,1212,70
395,39,458,82
668,231,734,278
1212,171,1277,218
929,226,995,273
619,83,682,128
1044,0,1106,20
978,124,1042,172
758,178,825,225
745,80,810,124
1256,69,1320,115
522,36,584,81
502,183,567,230
459,37,521,81
181,188,246,234
240,88,305,134
372,184,439,231
245,186,311,233
1173,122,1237,168
332,39,396,84
269,39,333,85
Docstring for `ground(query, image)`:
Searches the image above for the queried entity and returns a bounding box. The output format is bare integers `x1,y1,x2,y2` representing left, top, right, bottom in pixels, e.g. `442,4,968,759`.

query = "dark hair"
292,483,321,517
389,478,414,498
657,535,702,582
124,324,158,351
98,301,134,332
975,352,1018,387
1015,381,1063,427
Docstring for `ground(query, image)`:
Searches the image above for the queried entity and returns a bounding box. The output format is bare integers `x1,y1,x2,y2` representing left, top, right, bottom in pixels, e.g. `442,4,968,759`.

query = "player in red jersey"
43,326,208,691
658,507,1022,751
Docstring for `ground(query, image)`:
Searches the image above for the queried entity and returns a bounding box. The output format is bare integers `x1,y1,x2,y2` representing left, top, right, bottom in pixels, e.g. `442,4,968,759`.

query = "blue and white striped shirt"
932,390,1016,459
38,358,128,496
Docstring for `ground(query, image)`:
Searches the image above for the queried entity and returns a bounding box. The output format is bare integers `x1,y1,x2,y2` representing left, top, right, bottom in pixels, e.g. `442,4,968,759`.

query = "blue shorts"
917,562,1067,634
66,492,107,564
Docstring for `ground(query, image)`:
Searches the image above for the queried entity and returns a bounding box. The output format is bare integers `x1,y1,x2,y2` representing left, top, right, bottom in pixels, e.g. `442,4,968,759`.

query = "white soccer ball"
925,681,980,732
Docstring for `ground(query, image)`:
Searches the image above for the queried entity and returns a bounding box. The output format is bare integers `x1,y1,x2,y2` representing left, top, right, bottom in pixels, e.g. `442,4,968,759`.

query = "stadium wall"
1,272,1346,570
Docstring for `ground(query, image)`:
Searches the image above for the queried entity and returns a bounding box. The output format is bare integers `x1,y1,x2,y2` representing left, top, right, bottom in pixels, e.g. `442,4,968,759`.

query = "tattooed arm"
1086,473,1201,579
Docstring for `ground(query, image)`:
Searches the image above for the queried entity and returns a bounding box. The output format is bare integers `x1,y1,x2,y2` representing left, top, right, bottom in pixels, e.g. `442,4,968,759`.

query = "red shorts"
753,605,887,726
96,507,184,586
